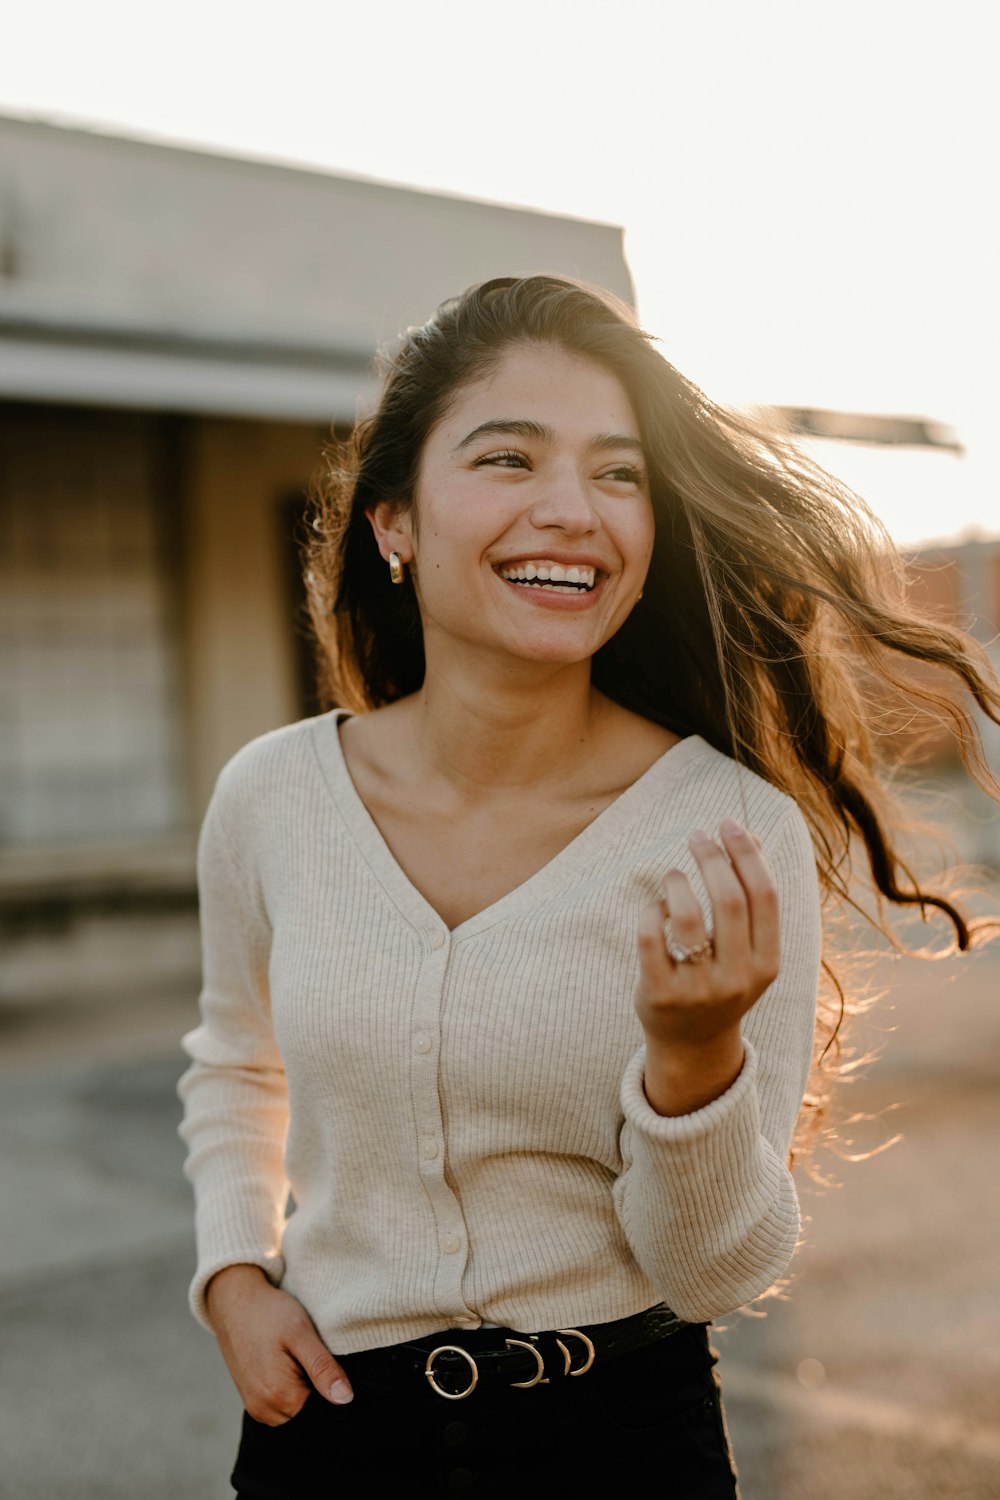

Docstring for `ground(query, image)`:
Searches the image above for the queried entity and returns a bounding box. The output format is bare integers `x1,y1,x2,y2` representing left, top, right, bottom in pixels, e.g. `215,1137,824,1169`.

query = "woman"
179,275,1000,1498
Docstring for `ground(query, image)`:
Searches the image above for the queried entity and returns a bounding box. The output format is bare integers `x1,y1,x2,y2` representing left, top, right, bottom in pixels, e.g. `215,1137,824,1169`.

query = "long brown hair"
306,274,1000,1154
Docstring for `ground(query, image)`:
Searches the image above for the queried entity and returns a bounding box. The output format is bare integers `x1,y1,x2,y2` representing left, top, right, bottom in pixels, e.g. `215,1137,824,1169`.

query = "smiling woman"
178,275,1000,1500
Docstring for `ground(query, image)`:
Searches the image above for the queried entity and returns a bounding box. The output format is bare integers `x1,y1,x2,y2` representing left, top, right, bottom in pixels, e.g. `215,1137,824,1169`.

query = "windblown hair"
306,274,1000,1159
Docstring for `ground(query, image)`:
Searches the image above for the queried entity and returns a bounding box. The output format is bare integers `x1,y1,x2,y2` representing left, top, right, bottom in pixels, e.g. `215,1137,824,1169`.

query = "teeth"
496,560,598,590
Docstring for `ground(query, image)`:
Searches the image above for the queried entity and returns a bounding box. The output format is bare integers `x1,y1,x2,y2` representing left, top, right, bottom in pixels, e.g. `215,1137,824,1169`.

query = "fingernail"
719,818,744,835
330,1380,354,1404
689,829,710,843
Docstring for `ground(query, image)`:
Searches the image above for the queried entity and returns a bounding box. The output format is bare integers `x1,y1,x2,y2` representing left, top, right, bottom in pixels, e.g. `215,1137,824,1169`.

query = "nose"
528,464,599,535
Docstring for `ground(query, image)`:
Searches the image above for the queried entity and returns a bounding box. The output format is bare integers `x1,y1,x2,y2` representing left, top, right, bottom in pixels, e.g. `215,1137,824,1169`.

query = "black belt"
339,1303,690,1400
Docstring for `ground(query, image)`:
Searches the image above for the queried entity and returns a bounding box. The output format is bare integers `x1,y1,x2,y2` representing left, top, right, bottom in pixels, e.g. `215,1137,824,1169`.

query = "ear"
365,500,413,565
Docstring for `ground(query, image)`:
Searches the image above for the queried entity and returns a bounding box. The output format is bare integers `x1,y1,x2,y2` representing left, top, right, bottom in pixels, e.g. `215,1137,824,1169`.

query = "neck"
404,651,610,799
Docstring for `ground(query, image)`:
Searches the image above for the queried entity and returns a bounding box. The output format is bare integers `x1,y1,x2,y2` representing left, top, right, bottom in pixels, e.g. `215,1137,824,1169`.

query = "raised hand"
634,818,781,1116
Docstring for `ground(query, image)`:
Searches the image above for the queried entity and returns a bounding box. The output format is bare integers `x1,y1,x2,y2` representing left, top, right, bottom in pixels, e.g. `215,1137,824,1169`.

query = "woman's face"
373,342,654,672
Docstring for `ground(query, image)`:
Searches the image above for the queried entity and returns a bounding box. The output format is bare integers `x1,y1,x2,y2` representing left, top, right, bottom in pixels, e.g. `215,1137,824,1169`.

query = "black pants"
231,1321,740,1499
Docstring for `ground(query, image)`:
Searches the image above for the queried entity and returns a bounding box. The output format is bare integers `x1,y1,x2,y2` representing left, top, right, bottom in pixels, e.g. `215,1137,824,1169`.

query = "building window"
0,404,186,847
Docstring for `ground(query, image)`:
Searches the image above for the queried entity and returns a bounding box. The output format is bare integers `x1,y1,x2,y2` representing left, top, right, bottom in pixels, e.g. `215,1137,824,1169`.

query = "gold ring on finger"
667,936,715,965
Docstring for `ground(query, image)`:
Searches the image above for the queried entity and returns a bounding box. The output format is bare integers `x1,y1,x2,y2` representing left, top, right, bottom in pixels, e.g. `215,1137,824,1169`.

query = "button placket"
409,926,470,1314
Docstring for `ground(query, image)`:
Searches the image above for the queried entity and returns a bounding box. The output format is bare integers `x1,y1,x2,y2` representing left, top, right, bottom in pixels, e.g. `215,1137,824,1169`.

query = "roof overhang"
0,331,368,423
0,301,373,422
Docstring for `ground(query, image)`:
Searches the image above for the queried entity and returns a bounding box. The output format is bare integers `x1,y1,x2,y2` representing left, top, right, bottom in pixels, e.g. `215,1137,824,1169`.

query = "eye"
474,449,531,469
600,462,646,486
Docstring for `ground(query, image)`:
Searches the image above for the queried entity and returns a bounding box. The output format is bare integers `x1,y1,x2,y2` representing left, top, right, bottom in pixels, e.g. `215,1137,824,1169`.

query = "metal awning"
774,406,963,453
0,318,372,423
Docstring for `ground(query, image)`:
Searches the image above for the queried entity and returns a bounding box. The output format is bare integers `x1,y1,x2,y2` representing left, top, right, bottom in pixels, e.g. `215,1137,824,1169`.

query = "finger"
243,1354,314,1426
718,820,780,970
687,830,750,963
637,898,676,987
291,1324,354,1405
661,868,708,957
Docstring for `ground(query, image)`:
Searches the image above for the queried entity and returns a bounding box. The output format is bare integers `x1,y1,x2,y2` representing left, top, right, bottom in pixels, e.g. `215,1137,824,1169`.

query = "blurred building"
798,528,1000,871
898,536,1000,872
776,407,1000,829
0,114,634,1005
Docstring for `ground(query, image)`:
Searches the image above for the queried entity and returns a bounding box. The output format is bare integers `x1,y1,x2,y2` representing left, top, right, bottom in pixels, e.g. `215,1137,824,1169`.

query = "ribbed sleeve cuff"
620,1040,759,1145
615,1039,801,1319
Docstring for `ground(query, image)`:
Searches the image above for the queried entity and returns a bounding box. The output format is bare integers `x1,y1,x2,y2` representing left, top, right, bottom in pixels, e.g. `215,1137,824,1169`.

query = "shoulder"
198,712,342,879
209,712,335,819
674,736,810,849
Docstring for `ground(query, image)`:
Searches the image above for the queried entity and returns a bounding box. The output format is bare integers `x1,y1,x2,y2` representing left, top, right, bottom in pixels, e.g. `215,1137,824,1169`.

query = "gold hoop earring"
388,550,405,585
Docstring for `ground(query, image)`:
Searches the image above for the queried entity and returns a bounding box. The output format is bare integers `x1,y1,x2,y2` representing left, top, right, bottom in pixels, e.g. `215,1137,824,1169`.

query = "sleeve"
176,769,291,1331
611,802,821,1322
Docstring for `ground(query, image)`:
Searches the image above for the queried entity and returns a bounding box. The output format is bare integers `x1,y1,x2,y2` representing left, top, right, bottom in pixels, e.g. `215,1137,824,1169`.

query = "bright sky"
2,0,996,548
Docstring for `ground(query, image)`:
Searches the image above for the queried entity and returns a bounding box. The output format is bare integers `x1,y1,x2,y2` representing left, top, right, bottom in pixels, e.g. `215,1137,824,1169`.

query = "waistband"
339,1303,691,1400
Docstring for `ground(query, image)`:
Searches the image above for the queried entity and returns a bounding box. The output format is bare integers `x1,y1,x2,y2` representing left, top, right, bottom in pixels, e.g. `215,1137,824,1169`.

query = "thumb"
291,1323,354,1406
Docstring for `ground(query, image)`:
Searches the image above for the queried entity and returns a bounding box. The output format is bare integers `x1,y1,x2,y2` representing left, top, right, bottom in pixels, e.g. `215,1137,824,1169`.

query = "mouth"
494,559,600,595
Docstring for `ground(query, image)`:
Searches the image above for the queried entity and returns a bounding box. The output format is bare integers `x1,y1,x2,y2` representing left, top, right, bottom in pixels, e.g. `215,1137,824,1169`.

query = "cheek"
416,486,519,568
619,503,656,570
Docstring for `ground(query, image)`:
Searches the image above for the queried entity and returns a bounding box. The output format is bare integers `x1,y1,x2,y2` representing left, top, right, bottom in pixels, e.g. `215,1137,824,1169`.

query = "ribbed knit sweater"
178,709,822,1355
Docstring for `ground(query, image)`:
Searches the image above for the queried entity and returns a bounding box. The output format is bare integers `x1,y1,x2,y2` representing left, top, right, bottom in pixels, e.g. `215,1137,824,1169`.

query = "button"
422,1137,439,1160
414,1033,433,1055
429,929,447,950
441,1420,471,1451
446,1469,476,1493
441,1232,461,1253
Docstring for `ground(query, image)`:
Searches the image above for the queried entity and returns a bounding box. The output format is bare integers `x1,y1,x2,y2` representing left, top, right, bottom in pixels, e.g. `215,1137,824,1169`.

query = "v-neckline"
310,708,711,941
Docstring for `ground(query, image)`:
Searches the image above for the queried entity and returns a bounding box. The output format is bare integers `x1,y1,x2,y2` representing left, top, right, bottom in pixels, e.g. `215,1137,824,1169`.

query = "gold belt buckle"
424,1344,479,1400
424,1326,596,1399
504,1338,548,1387
555,1328,596,1376
507,1328,596,1387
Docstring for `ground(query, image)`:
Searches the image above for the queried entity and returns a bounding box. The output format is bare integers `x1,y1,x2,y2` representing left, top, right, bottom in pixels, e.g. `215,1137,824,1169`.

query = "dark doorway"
278,490,322,722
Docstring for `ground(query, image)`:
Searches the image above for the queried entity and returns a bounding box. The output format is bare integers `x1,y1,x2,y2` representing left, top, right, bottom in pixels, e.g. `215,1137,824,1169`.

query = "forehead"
432,343,640,446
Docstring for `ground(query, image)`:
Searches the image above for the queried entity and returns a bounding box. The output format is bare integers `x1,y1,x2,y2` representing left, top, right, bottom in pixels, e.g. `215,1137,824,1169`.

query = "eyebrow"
452,418,646,458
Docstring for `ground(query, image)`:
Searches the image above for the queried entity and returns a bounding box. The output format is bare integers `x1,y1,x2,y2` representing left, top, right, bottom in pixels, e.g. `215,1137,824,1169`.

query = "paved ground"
1,936,998,1500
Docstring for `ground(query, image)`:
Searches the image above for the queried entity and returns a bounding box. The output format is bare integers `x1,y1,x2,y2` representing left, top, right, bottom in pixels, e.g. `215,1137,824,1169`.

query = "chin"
502,633,603,668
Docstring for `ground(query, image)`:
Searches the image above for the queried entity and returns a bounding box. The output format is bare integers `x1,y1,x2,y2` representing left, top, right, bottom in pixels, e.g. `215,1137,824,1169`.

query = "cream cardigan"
178,709,822,1354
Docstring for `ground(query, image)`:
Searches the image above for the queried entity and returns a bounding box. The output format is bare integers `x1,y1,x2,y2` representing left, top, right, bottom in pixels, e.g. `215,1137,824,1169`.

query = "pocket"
591,1372,721,1435
243,1389,318,1434
232,1393,335,1500
587,1326,716,1433
587,1379,739,1497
